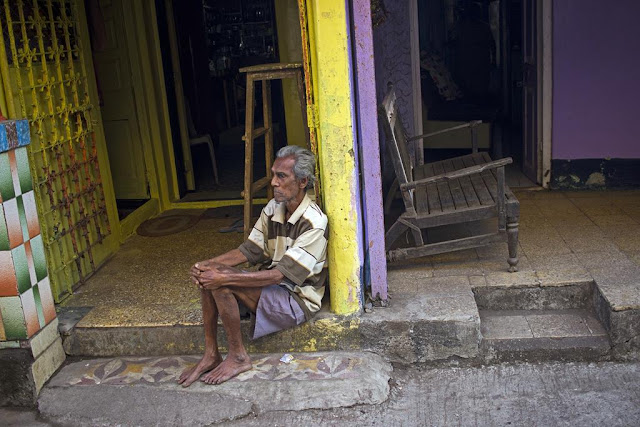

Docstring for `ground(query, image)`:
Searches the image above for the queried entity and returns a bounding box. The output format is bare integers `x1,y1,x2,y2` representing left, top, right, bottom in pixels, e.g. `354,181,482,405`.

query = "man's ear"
298,177,308,189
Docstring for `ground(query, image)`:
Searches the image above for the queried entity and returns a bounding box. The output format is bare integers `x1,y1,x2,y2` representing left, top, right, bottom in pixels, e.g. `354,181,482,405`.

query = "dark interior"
417,0,526,169
156,0,287,200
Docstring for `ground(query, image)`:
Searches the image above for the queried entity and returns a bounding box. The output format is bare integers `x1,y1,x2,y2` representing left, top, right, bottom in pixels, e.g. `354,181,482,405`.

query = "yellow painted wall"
275,0,306,147
307,0,362,315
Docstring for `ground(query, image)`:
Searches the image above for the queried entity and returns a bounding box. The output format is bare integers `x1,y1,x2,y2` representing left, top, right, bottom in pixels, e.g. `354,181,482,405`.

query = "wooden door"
93,0,149,199
521,0,539,183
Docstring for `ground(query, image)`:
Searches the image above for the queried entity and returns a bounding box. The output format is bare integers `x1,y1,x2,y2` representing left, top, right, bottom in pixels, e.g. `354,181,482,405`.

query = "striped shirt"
238,194,329,314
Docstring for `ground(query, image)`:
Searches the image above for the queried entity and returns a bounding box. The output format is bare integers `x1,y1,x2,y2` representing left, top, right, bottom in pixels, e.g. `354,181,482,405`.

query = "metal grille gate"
0,0,110,301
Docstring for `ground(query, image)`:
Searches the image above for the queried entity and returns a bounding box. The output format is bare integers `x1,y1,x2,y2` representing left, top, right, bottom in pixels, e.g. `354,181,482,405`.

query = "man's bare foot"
200,354,252,385
177,354,223,387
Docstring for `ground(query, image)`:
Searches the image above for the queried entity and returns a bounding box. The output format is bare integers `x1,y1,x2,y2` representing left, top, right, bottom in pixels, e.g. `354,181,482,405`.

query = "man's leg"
200,286,261,385
177,288,224,387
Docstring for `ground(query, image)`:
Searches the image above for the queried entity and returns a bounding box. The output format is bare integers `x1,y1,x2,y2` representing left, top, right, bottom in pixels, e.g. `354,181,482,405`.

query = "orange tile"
8,150,20,197
38,278,56,323
0,251,18,297
3,199,23,249
20,288,40,337
22,191,40,239
24,241,36,285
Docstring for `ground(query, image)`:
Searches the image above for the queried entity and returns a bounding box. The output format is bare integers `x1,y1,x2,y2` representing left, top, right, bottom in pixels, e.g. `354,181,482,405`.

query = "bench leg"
385,220,408,252
507,217,519,272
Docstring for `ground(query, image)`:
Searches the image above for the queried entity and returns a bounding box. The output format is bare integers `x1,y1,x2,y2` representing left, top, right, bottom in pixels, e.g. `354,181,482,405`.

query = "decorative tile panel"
37,278,56,324
0,204,9,250
0,251,18,297
21,191,39,239
0,126,8,153
0,153,15,203
1,119,55,340
3,198,22,248
20,288,39,337
0,296,27,340
4,121,17,150
14,148,33,194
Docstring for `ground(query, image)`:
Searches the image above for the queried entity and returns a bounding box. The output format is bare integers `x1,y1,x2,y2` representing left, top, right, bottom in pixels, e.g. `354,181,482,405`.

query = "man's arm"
196,267,284,291
208,248,249,267
190,248,249,281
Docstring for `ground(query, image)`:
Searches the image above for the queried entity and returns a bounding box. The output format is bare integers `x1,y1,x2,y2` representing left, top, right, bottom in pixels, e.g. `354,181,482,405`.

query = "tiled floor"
388,189,640,312
59,210,246,327
480,309,607,340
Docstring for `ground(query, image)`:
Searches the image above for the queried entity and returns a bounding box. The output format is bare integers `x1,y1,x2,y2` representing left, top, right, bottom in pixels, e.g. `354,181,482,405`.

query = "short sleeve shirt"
238,194,328,313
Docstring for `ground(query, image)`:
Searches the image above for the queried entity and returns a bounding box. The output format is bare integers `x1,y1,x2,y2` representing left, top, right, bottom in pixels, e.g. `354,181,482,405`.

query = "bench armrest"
400,157,513,190
407,120,482,142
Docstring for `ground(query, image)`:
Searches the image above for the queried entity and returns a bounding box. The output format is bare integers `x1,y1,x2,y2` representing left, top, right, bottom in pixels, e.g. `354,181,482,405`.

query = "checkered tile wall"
0,120,55,341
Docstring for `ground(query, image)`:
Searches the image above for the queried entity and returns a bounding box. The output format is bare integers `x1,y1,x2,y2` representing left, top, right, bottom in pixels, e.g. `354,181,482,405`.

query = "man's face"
271,156,307,204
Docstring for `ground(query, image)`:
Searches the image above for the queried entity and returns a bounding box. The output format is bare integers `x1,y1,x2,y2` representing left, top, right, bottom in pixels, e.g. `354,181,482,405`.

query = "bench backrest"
382,86,416,213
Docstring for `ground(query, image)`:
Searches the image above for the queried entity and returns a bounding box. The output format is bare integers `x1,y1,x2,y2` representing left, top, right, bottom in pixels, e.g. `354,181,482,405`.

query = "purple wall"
352,0,388,300
553,0,640,159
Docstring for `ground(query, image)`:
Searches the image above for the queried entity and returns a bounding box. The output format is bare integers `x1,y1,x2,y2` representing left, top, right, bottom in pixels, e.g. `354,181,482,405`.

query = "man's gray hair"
276,145,316,190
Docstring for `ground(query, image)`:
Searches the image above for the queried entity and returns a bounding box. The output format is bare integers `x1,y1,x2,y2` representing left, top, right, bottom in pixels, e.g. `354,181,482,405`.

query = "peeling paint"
585,172,605,187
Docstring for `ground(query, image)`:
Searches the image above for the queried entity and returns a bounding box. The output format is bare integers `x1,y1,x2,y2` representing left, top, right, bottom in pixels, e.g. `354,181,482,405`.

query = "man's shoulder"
261,199,279,217
301,200,328,230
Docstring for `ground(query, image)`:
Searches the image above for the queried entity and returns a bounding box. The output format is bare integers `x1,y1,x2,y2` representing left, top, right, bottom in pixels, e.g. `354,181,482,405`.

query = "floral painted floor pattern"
67,353,362,386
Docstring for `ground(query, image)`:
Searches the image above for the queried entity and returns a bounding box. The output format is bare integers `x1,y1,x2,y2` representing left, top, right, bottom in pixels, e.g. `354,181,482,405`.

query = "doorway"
156,0,294,204
89,0,151,219
415,0,542,187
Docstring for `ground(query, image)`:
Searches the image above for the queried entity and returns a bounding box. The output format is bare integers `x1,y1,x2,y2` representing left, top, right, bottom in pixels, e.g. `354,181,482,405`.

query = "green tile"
16,196,29,242
0,152,14,201
14,147,32,194
0,204,9,250
32,284,45,327
0,296,27,339
30,235,48,282
11,244,30,293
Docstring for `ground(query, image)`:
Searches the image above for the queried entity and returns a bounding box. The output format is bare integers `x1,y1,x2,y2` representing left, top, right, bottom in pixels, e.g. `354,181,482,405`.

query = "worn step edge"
63,314,483,366
474,281,596,311
592,283,640,361
481,335,612,363
39,351,392,426
63,315,361,357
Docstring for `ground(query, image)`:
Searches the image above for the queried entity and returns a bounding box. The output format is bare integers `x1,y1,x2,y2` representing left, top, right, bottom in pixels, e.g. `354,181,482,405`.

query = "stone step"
58,305,360,357
473,280,596,311
38,351,392,425
480,309,611,363
59,275,483,365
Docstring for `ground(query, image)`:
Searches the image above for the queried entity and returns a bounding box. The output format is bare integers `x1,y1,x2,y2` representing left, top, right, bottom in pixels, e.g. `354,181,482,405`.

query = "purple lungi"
253,284,306,340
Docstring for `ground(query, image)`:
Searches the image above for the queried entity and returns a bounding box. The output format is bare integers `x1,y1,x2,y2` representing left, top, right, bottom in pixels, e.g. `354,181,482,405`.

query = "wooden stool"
239,63,309,239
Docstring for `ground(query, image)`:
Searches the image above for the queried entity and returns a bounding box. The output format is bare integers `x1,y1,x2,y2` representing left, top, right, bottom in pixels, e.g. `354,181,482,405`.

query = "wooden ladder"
239,63,309,239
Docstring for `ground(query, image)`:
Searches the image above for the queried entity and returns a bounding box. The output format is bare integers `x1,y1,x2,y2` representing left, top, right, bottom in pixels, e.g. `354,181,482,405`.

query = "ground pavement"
2,359,639,426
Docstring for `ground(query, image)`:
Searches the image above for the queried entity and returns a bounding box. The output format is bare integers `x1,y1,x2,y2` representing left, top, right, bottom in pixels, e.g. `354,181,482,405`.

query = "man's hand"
188,249,283,290
191,267,228,291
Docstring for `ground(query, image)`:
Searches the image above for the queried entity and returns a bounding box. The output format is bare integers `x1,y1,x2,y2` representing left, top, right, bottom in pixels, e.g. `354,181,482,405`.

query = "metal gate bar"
0,0,110,301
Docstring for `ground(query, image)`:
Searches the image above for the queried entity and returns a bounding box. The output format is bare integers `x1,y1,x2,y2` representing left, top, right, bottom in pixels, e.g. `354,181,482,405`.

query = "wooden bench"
382,86,520,271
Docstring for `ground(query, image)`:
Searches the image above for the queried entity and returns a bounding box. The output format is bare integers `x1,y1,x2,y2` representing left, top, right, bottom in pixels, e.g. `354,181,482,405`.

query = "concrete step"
59,274,483,365
38,351,392,426
58,304,360,357
480,309,611,363
473,279,595,311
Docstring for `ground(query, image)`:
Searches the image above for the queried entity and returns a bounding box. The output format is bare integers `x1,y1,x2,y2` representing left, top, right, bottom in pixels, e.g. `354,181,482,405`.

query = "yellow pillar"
307,0,362,314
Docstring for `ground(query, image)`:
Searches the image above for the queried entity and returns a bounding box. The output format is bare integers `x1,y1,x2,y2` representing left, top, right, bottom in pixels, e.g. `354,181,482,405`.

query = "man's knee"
211,287,234,299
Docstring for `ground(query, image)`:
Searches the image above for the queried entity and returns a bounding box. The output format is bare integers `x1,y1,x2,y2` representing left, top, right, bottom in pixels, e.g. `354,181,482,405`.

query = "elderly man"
178,146,328,387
